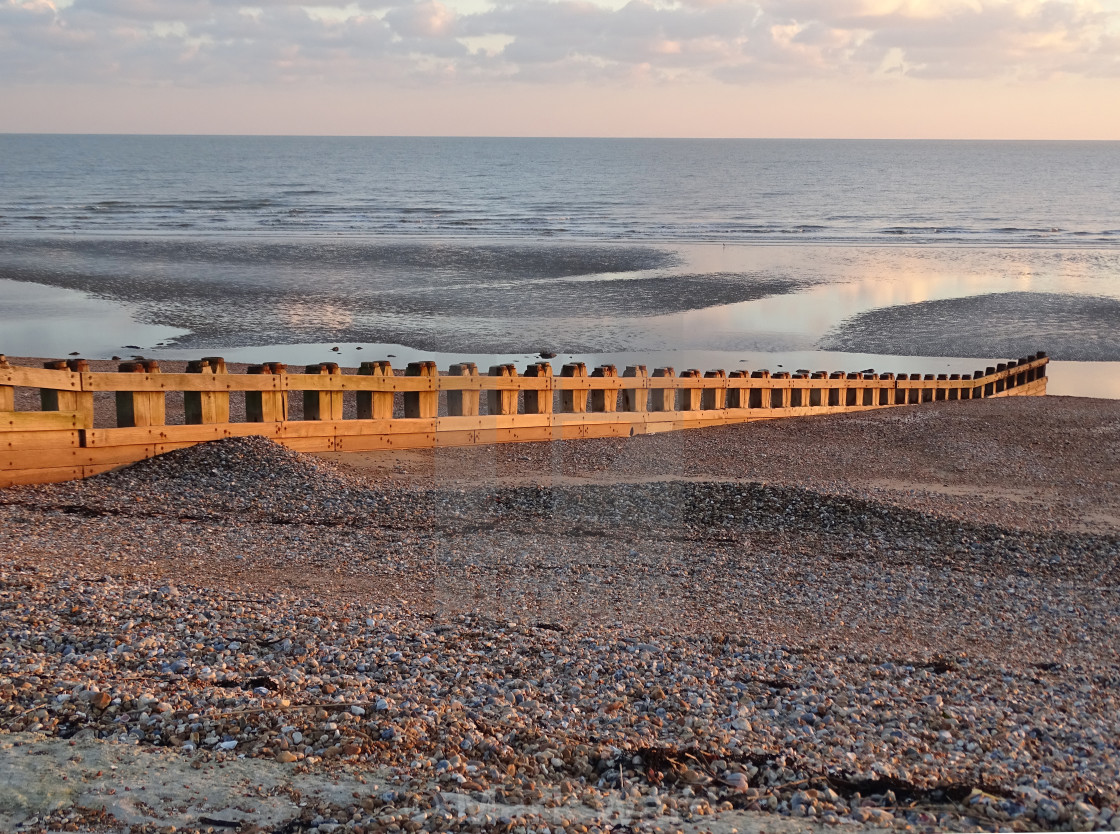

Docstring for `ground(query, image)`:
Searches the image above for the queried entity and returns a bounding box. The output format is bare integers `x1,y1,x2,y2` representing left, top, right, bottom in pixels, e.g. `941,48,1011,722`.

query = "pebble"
0,431,1117,834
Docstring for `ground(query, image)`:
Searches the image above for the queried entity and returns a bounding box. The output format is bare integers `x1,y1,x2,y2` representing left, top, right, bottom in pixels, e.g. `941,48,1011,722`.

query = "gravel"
2,400,1120,834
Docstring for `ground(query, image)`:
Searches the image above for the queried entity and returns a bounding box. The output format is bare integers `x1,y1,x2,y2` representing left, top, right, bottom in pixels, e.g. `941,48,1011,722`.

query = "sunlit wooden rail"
0,352,1049,487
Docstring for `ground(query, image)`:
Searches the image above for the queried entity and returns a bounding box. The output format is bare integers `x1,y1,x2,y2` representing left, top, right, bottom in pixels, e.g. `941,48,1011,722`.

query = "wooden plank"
82,372,284,392
335,433,436,451
0,411,83,432
437,414,553,431
0,366,81,390
84,423,283,447
0,430,81,451
287,374,434,392
276,419,437,438
2,444,157,470
82,463,123,479
0,465,86,488
276,436,337,453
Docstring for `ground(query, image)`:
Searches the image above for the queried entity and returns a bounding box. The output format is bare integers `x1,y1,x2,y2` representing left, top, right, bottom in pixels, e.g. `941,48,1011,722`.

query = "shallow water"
2,136,1118,397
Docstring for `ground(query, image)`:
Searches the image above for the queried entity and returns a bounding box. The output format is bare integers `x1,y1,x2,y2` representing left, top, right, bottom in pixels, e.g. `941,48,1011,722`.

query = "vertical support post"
920,374,935,403
522,362,553,415
185,357,230,425
948,374,961,401
810,372,827,407
727,370,748,408
935,374,949,401
590,365,619,413
357,361,394,420
246,363,288,422
877,373,894,405
677,369,702,412
560,363,588,413
40,360,75,412
750,370,773,409
1036,352,1048,382
701,369,727,410
1008,360,1021,389
621,365,648,412
827,372,845,407
862,374,878,406
650,367,675,412
771,372,790,408
0,355,12,412
447,362,480,417
846,373,861,407
487,364,519,416
303,362,343,421
994,363,1008,394
984,366,997,397
790,374,808,408
405,361,438,419
115,360,165,428
958,373,972,400
905,373,920,404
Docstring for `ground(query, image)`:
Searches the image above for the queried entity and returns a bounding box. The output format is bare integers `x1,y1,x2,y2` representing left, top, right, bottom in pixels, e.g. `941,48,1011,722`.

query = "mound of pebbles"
2,437,1120,833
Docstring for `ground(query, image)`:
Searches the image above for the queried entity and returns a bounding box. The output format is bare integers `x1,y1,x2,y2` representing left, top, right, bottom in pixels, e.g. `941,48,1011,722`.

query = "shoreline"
2,397,1119,832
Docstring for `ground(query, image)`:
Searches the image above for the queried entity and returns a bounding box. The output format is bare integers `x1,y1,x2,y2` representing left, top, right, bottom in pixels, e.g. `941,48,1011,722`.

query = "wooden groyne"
0,353,1049,487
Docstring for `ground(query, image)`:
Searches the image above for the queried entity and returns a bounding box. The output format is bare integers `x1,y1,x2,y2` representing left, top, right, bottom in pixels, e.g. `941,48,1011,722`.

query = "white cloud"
0,0,1117,87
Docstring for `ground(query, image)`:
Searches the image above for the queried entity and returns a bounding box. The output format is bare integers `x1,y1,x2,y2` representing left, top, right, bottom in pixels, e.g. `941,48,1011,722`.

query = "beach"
2,393,1119,833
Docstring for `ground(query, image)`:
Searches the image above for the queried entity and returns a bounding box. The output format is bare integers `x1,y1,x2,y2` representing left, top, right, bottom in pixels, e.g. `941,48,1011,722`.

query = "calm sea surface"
2,135,1119,396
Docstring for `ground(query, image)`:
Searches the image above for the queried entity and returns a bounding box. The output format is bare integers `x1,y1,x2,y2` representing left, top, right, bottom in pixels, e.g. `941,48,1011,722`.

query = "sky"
1,0,1119,138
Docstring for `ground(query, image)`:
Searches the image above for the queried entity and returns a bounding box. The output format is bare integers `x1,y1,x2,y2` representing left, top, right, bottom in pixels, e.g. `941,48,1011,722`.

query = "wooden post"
935,373,948,401
810,372,827,407
845,373,861,407
701,369,727,410
114,360,165,428
677,369,702,412
789,374,806,408
404,361,438,419
303,362,343,421
590,365,619,413
983,366,996,397
770,372,789,408
0,355,12,412
523,362,552,415
357,361,393,419
1007,360,1021,389
40,360,75,412
957,373,971,400
246,363,288,422
919,374,934,403
487,364,519,416
650,367,675,412
750,370,772,409
185,357,230,424
947,373,961,401
621,365,648,412
827,372,845,407
877,373,894,405
1036,352,1049,382
447,362,481,417
727,370,748,408
560,363,588,413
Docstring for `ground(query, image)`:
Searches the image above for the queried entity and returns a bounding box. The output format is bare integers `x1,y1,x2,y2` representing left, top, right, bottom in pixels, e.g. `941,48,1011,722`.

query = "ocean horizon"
2,135,1119,397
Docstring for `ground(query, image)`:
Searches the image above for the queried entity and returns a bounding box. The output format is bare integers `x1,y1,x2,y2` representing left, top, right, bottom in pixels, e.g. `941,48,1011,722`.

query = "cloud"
1,0,1117,87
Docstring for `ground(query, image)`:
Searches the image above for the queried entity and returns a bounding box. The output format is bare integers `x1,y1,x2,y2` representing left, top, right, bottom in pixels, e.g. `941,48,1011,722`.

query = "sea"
2,135,1119,397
